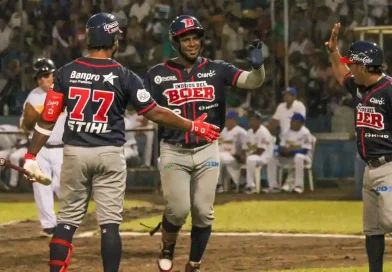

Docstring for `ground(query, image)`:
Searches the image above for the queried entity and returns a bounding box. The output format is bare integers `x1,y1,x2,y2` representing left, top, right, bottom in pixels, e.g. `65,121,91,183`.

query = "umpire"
326,23,392,272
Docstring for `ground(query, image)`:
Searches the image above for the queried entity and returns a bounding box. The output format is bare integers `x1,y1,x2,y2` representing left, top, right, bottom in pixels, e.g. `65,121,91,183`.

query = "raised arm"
325,23,350,85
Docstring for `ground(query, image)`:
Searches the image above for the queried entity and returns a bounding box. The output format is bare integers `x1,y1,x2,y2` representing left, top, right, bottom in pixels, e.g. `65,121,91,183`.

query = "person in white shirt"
21,59,66,237
217,111,247,193
268,87,306,135
0,17,11,54
267,113,313,194
242,112,274,194
129,0,151,23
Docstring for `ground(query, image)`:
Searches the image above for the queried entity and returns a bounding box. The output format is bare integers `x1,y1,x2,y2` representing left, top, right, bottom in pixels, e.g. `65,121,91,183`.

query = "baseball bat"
0,158,51,186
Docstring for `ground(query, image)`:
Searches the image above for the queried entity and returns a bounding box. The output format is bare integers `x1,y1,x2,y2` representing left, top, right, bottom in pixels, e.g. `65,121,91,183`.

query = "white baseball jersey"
218,125,247,155
244,125,273,156
272,100,306,133
280,126,312,151
124,113,138,146
21,87,66,145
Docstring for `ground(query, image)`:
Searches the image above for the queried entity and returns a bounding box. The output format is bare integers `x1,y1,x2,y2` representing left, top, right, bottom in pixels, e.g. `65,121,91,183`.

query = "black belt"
367,155,392,168
44,144,64,149
163,140,207,149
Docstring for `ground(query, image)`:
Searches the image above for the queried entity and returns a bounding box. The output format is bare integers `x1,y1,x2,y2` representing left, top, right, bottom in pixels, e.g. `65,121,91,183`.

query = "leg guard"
49,238,73,272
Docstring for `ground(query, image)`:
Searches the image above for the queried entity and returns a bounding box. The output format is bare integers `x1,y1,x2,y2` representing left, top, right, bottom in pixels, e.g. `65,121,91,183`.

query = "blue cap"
292,112,305,122
284,87,297,96
226,110,239,119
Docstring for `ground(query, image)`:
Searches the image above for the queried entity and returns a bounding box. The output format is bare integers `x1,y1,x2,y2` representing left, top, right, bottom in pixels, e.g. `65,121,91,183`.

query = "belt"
367,155,392,169
44,143,64,149
163,140,207,149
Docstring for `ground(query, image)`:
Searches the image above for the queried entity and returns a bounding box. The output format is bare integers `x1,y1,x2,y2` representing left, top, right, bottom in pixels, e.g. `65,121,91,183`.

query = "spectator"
221,14,246,61
129,0,151,24
9,4,28,29
0,17,11,56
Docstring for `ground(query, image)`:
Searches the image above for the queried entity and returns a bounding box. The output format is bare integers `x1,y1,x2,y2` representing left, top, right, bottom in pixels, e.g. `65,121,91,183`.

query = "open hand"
325,23,341,52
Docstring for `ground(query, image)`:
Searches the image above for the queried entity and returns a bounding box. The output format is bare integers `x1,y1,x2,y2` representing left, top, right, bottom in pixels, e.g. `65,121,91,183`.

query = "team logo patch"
163,81,215,106
356,104,384,130
137,89,151,103
181,18,194,28
103,21,120,34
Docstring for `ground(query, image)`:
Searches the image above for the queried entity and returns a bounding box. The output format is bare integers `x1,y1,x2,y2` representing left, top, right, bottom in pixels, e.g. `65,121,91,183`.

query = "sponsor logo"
136,89,151,103
70,71,100,84
181,18,194,28
163,81,215,106
356,104,384,130
154,75,177,84
67,121,112,134
164,163,180,170
376,186,392,192
197,70,216,78
103,72,118,85
369,97,385,105
350,53,373,65
204,161,220,167
103,21,120,34
365,133,389,138
199,103,218,111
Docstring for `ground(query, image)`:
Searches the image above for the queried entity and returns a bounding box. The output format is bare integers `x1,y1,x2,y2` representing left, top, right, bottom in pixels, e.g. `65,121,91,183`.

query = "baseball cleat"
157,242,175,272
185,262,201,272
39,227,56,238
244,187,256,194
293,186,304,194
281,183,292,192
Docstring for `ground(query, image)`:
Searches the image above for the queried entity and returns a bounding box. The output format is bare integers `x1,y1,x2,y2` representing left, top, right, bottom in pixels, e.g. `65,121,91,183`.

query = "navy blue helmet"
33,58,56,79
340,41,384,66
169,15,204,51
86,13,122,48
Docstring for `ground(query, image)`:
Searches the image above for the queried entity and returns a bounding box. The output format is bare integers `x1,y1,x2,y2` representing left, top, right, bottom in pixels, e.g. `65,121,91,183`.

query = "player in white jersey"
241,112,274,194
124,108,140,162
217,111,247,193
21,58,66,236
268,87,306,135
267,113,312,194
0,125,20,189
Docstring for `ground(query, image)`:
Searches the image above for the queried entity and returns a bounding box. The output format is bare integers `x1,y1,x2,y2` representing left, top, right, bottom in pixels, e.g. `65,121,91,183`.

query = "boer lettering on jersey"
356,103,384,130
163,81,215,106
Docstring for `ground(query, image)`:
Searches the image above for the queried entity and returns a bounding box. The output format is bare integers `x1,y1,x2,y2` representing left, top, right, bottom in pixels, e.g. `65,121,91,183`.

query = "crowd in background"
0,0,391,133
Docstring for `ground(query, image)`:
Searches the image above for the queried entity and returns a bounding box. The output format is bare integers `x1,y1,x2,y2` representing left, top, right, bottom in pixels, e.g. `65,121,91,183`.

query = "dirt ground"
1,185,388,272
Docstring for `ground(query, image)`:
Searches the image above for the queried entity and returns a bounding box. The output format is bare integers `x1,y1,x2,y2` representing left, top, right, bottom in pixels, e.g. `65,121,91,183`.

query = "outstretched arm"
236,39,265,89
325,23,350,85
144,106,220,143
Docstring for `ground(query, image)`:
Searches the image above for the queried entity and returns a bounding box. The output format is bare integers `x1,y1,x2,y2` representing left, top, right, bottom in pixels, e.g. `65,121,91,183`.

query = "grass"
122,201,363,234
0,200,152,223
270,262,392,271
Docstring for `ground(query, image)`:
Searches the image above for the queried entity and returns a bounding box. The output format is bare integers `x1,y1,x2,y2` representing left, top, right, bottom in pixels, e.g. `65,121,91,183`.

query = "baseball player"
143,15,265,272
217,110,247,193
0,125,19,189
326,23,392,272
22,13,219,272
268,87,306,135
20,58,66,236
267,113,312,194
241,111,274,194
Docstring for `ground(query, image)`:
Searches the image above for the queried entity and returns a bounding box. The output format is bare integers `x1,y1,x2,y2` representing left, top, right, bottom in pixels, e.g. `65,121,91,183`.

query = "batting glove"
190,113,220,143
247,39,264,70
23,153,51,185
